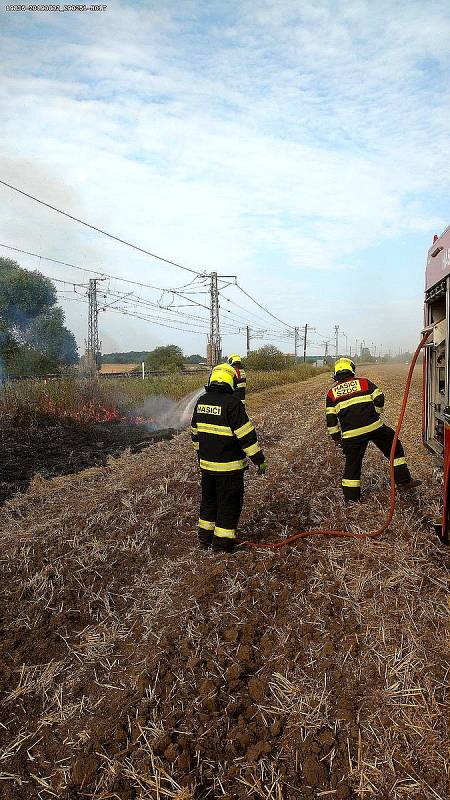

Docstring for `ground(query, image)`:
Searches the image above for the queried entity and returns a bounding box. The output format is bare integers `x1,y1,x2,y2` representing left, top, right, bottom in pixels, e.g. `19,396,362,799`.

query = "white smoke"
132,387,204,431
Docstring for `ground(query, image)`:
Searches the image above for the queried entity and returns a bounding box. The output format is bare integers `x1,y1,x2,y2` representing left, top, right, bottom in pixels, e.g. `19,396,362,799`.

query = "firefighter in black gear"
191,364,267,552
326,358,420,502
228,354,247,404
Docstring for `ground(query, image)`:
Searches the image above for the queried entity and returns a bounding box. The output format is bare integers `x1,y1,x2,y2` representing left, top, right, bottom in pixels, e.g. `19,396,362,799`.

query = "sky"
1,0,449,359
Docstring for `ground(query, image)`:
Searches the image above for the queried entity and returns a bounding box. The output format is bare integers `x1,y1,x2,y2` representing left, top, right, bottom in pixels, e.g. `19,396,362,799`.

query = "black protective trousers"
198,471,244,551
341,424,411,501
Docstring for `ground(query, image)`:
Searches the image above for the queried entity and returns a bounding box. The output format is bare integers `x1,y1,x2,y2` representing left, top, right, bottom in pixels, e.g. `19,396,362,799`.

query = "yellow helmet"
228,353,242,365
333,358,356,379
209,365,235,389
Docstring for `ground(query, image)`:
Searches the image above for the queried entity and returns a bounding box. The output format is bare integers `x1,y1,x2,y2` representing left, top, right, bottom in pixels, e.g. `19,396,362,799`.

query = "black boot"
198,533,213,550
212,536,235,554
397,479,422,491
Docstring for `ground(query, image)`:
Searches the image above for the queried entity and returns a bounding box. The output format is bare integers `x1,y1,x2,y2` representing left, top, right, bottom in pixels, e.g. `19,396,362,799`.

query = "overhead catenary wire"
234,281,296,331
0,226,368,353
59,283,242,337
105,306,241,337
63,294,223,336
220,292,287,330
95,289,241,335
1,240,297,347
0,241,348,348
0,179,206,276
0,242,211,312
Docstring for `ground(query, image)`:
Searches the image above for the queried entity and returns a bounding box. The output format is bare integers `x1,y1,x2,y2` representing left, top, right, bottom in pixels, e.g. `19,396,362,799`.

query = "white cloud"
0,0,449,354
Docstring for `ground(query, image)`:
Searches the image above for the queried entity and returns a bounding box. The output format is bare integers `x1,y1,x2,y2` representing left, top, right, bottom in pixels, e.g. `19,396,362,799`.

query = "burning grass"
0,363,327,426
0,365,448,799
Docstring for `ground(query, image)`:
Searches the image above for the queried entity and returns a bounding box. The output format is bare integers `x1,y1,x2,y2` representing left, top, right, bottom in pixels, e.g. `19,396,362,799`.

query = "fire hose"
241,330,431,549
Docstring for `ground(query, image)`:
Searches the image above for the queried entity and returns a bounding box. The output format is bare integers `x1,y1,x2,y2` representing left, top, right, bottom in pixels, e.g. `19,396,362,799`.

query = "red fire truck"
423,226,450,544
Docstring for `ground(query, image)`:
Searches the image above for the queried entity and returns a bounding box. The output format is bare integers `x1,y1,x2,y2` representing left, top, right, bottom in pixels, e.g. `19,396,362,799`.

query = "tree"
185,354,205,364
27,307,78,365
101,351,151,364
0,257,56,341
243,345,295,371
145,345,184,372
0,257,79,376
359,347,375,363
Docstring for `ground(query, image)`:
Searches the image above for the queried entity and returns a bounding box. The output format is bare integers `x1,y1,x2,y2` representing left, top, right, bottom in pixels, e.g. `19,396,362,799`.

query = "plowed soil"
0,365,448,800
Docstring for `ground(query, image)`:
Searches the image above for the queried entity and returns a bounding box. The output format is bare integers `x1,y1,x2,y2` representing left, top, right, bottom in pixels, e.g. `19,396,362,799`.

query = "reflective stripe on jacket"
325,377,385,439
191,385,264,472
233,367,246,404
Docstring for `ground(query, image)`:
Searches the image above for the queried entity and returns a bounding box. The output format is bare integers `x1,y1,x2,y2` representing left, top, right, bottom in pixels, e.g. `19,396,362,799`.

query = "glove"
332,434,342,449
257,461,268,475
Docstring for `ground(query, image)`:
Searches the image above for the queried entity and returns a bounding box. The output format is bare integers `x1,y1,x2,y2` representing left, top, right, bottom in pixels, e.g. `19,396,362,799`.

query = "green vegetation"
102,350,207,366
101,351,151,364
243,345,296,371
0,363,327,425
145,345,184,372
0,257,78,377
185,354,205,364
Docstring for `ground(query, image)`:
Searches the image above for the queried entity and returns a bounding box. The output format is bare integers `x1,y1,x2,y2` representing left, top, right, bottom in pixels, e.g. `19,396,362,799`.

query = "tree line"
104,344,315,373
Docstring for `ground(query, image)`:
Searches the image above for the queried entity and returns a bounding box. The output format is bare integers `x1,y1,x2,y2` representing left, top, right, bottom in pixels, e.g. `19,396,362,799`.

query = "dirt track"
0,365,448,799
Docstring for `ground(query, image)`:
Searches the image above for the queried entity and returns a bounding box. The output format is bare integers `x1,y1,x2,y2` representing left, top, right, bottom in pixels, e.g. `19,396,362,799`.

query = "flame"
41,398,156,426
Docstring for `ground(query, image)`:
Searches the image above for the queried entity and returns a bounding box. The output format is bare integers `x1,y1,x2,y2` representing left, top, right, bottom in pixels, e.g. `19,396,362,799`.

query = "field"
100,364,140,374
0,365,448,799
0,365,326,504
0,363,325,423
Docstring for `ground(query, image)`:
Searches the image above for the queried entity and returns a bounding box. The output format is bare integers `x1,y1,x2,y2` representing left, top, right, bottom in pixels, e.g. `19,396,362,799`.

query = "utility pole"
343,332,348,355
303,323,308,362
334,325,339,358
360,339,365,358
294,326,299,359
246,325,251,357
323,340,329,364
208,271,220,366
207,272,237,366
86,278,103,375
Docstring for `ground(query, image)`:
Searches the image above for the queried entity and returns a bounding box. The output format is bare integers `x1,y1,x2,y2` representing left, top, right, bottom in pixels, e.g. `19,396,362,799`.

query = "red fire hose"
242,331,431,549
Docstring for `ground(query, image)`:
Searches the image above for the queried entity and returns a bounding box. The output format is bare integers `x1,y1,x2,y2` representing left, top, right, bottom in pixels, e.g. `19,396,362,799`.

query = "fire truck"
423,225,450,544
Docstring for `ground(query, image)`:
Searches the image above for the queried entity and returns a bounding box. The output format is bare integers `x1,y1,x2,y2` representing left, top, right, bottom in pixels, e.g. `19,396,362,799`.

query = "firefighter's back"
194,389,247,472
327,376,382,439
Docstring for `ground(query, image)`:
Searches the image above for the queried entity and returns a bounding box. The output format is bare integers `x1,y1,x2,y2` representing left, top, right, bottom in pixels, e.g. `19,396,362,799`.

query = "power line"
0,232,350,351
221,283,292,330
0,179,205,276
64,294,217,335
95,288,240,334
107,305,239,337
220,303,270,330
234,282,295,331
220,291,285,330
58,282,241,336
0,242,210,312
43,274,89,288
0,240,295,340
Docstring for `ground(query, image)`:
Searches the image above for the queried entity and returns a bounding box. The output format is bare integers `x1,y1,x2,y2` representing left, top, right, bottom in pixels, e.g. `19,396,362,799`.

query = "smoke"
132,387,204,431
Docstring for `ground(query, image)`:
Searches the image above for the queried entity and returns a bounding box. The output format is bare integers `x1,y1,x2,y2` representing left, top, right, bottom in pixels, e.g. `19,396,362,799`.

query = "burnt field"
0,418,177,504
0,365,448,800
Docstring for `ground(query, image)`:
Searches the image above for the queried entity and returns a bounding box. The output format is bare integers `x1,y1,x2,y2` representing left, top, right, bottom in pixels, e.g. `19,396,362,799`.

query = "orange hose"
242,331,431,549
